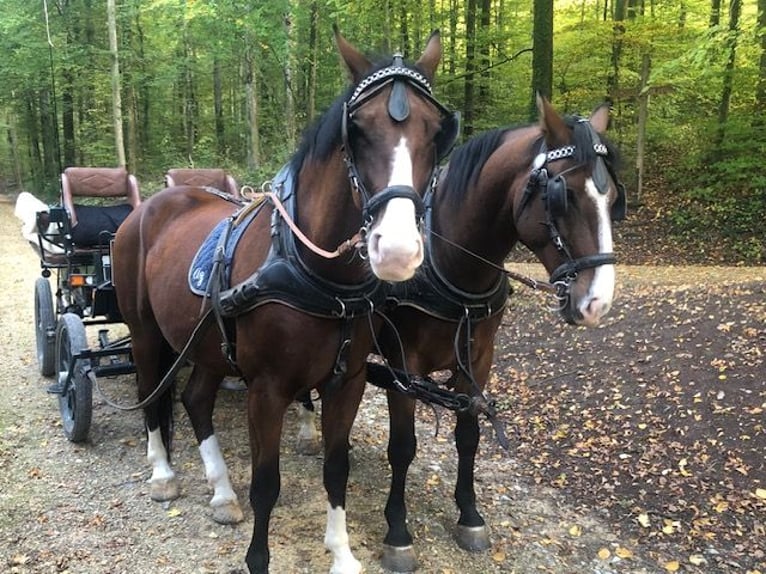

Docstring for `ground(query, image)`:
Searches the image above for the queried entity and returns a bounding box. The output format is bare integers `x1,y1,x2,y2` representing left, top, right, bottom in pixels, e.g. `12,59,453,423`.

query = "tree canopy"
0,0,763,261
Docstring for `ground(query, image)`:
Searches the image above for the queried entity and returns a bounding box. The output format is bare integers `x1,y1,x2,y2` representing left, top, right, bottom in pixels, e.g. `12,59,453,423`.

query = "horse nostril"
368,231,382,259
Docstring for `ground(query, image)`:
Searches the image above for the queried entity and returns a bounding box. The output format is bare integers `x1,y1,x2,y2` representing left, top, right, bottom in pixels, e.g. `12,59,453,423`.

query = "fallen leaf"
166,507,182,517
665,560,680,572
492,550,506,562
638,513,651,528
597,548,611,560
568,524,582,537
615,546,633,559
689,554,707,565
755,488,766,500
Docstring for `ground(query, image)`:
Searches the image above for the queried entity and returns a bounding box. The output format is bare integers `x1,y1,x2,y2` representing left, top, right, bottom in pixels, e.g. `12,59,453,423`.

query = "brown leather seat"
61,167,141,227
165,168,240,198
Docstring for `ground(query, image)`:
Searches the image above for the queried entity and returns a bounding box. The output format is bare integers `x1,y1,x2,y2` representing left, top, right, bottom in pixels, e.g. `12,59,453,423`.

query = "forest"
0,0,764,262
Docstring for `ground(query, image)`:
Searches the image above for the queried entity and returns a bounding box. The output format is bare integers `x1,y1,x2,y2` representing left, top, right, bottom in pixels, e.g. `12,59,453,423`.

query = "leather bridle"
340,55,459,227
520,134,626,304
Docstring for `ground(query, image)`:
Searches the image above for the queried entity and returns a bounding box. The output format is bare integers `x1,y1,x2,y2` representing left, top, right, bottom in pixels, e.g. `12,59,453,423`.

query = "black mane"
440,127,510,205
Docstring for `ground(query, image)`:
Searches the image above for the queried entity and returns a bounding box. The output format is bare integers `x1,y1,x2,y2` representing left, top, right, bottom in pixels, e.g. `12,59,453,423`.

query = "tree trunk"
478,0,491,122
7,107,24,190
607,0,627,103
307,1,318,124
755,0,766,126
714,0,742,150
214,56,225,156
283,9,297,151
243,38,260,171
636,53,651,203
39,90,57,181
709,0,722,27
449,0,458,77
107,0,126,167
530,0,553,119
463,0,477,136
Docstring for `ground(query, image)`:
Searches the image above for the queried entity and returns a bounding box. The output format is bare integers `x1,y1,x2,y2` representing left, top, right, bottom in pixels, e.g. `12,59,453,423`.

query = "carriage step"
46,382,64,395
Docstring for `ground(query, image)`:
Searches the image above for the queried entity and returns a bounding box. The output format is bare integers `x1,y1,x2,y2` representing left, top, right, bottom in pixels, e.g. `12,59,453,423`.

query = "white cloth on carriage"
14,191,64,254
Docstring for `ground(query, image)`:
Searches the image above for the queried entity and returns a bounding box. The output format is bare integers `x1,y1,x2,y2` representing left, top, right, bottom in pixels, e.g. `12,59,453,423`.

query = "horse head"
515,95,625,327
333,28,459,282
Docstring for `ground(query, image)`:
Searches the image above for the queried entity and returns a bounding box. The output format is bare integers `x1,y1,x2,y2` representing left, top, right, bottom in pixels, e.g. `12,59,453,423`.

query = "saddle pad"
188,208,261,296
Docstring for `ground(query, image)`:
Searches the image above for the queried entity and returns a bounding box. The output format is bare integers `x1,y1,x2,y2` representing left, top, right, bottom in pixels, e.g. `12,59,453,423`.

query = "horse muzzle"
365,186,425,281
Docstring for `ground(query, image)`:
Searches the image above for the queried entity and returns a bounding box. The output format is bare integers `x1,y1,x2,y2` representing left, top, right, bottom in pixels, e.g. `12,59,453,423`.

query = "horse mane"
440,127,511,205
440,112,622,207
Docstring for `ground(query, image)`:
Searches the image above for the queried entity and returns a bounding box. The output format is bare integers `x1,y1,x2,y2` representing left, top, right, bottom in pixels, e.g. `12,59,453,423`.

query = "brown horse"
299,96,625,571
112,29,457,574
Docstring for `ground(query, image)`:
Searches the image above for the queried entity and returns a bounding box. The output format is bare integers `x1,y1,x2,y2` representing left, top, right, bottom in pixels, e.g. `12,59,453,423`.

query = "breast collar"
217,165,386,319
385,187,510,323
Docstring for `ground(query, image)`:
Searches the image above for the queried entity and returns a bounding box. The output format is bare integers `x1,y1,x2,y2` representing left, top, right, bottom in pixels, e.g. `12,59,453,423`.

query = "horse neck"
431,145,521,293
294,155,368,283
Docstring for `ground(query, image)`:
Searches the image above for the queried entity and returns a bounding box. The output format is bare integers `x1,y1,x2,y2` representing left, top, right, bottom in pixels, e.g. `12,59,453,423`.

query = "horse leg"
295,390,321,455
135,334,180,502
321,375,366,574
245,384,290,574
381,390,419,572
452,409,491,552
181,366,244,525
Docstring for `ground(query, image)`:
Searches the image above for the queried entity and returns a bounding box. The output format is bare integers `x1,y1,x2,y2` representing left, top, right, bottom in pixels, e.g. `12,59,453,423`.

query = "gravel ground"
1,195,763,574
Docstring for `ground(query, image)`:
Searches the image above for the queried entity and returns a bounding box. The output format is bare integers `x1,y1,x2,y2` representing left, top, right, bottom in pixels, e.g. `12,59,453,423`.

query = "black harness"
368,126,626,449
216,166,387,320
385,187,510,322
199,56,458,381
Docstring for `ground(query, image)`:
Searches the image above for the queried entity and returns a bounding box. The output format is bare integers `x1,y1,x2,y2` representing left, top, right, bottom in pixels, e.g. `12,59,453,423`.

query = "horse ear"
334,25,372,84
415,30,442,81
589,103,611,134
536,93,569,148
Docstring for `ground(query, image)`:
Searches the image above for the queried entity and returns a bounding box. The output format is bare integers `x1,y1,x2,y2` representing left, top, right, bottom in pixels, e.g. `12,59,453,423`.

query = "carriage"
30,166,240,443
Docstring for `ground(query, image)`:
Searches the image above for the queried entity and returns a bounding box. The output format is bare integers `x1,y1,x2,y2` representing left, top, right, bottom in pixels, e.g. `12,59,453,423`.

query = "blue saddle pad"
188,209,260,296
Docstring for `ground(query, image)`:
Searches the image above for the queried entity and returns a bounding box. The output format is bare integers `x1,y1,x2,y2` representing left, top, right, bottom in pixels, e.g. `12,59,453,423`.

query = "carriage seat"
59,166,141,247
165,168,240,199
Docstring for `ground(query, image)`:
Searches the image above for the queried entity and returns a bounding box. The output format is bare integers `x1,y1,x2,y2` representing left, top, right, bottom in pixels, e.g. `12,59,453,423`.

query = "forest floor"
0,191,764,574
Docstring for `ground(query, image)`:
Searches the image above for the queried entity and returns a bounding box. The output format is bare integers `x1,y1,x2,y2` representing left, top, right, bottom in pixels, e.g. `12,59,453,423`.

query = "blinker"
592,157,609,194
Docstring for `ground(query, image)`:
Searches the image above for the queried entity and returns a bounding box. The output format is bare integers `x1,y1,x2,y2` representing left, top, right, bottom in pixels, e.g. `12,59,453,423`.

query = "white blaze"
366,137,424,282
578,177,615,325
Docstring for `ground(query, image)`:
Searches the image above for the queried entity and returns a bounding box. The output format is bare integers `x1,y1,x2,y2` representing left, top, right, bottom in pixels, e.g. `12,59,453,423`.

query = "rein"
428,228,557,294
243,185,363,260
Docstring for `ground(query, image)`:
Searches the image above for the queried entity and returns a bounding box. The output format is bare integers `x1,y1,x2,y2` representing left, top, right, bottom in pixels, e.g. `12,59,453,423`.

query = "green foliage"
0,0,763,266
664,115,766,263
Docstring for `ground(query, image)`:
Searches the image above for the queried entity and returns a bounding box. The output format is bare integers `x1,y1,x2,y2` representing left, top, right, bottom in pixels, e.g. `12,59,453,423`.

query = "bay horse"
112,28,458,574
297,96,626,571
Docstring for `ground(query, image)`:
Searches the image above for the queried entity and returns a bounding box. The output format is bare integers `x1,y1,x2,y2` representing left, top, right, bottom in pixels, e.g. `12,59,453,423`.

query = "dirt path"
0,196,763,574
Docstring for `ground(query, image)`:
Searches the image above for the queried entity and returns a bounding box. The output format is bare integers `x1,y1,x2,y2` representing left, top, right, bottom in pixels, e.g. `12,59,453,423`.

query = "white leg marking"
368,137,424,281
579,178,616,325
324,503,362,574
146,427,175,484
199,435,238,508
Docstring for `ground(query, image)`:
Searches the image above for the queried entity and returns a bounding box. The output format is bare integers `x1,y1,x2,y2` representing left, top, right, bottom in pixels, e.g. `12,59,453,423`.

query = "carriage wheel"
55,313,92,443
35,277,56,377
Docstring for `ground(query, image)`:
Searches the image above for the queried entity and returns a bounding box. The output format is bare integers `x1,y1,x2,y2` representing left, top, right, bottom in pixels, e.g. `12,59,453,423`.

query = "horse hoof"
381,544,418,572
296,436,321,455
212,501,244,525
150,479,180,502
453,524,491,552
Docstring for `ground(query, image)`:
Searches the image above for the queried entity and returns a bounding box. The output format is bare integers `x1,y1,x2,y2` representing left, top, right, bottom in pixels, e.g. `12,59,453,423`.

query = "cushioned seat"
165,168,240,198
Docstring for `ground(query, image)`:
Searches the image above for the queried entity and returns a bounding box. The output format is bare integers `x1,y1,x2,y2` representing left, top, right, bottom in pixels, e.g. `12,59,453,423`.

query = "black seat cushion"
70,204,133,246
